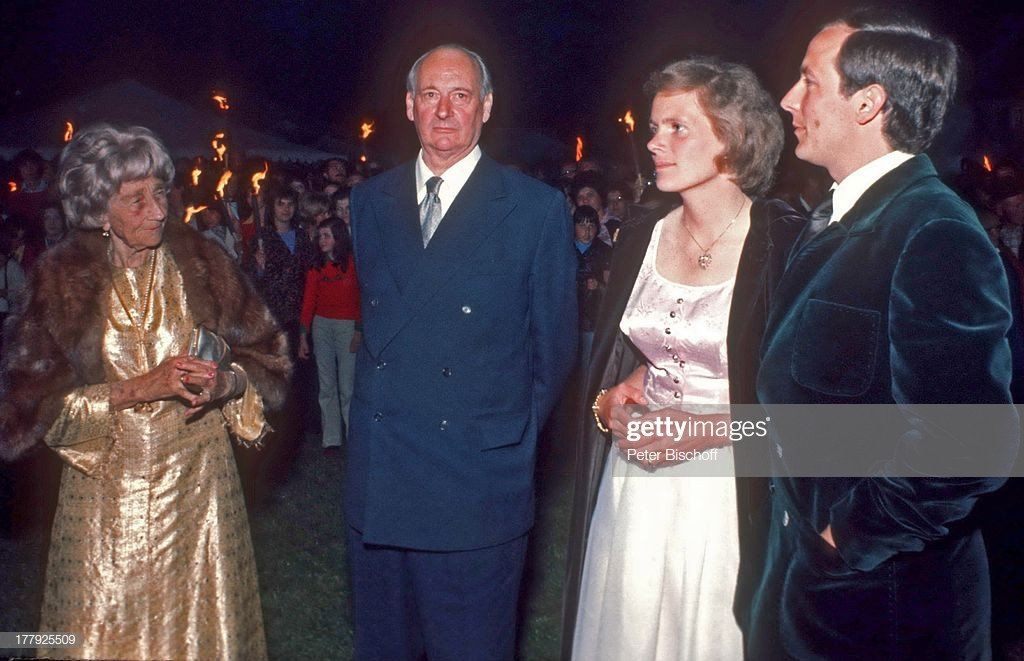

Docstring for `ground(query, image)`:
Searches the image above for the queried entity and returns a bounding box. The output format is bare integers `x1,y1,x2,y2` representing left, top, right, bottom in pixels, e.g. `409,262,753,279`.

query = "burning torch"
360,122,374,163
619,110,645,202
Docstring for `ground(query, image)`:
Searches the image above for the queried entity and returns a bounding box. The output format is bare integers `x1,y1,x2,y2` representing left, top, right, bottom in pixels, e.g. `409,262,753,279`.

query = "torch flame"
212,94,230,110
983,155,993,172
360,122,375,140
575,136,583,162
211,132,227,162
359,155,367,163
251,161,268,195
619,110,635,134
191,160,202,187
216,170,233,199
8,182,17,193
184,205,208,225
64,121,74,142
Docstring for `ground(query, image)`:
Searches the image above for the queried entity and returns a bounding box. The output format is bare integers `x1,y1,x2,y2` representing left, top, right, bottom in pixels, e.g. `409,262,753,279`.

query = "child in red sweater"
298,217,361,448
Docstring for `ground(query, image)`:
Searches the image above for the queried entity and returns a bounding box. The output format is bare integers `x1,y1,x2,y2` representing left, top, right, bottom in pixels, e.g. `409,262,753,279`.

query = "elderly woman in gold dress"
0,124,290,660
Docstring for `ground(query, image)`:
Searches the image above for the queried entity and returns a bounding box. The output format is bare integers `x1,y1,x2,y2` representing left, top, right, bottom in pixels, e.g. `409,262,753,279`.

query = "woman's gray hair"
58,124,175,229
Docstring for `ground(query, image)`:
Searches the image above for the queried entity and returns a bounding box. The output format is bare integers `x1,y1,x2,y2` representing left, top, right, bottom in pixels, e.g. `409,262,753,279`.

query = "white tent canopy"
0,79,338,163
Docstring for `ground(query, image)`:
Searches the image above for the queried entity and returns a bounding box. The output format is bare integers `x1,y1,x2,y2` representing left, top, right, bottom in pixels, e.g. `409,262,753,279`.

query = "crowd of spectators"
3,145,1023,351
3,145,1024,374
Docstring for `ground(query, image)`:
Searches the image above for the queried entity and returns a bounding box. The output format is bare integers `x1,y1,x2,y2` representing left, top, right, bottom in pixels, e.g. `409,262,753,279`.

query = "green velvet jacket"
749,154,1019,659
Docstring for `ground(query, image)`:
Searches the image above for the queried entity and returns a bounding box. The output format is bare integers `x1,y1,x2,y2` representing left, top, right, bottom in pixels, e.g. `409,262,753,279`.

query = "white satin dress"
572,220,744,660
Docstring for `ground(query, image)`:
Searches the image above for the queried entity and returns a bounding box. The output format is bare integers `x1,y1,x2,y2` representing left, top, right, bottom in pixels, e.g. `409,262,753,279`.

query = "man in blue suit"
749,10,1020,659
346,44,576,661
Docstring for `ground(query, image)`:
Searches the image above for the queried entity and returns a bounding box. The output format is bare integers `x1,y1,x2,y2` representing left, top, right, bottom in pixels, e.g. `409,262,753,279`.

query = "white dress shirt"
415,146,483,224
829,150,914,225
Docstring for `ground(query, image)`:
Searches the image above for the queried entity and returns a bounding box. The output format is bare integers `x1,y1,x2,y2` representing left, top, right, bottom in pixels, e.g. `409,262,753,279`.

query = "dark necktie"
806,192,834,237
419,176,443,246
795,191,834,253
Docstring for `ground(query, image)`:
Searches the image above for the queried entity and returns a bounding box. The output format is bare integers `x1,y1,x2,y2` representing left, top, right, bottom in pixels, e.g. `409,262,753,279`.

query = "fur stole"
0,220,291,460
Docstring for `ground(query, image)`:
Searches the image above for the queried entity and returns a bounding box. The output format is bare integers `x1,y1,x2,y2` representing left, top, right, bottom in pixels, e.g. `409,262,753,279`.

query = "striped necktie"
419,176,443,246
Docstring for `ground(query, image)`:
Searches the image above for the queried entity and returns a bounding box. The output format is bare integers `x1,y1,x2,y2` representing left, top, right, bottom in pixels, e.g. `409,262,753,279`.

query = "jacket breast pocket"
791,299,880,397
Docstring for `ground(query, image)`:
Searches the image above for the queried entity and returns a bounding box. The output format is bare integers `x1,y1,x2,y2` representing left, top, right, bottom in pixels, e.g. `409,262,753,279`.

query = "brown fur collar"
0,221,290,460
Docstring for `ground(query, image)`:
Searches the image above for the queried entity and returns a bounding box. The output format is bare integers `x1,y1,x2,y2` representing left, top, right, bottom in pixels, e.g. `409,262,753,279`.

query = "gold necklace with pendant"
680,199,747,270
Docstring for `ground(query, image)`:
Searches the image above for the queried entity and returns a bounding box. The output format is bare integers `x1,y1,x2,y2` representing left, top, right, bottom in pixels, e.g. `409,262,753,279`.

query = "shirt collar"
415,146,482,207
830,150,914,224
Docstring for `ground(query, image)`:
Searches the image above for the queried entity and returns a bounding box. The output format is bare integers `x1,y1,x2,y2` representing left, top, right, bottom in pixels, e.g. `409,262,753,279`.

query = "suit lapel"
729,199,772,340
373,163,422,294
420,155,510,265
766,154,936,337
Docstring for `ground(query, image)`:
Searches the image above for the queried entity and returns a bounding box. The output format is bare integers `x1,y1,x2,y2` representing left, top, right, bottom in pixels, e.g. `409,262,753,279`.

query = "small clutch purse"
186,325,232,393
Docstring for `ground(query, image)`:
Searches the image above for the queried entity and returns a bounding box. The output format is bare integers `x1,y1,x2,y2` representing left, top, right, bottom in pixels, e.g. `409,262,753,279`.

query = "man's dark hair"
834,8,958,153
573,205,599,226
323,157,348,177
571,171,607,207
273,188,299,204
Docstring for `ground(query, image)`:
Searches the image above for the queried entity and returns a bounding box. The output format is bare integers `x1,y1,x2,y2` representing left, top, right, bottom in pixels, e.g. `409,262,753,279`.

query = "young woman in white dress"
564,57,797,660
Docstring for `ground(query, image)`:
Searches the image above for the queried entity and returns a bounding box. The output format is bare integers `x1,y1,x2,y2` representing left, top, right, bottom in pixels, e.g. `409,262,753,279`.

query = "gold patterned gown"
37,246,268,661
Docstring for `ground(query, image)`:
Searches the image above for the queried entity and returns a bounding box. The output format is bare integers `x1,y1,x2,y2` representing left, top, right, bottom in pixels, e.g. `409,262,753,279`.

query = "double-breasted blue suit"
346,153,577,552
749,154,1020,659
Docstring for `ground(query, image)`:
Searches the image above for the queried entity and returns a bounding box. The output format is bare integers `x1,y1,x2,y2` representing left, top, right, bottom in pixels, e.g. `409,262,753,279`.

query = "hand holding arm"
594,364,648,436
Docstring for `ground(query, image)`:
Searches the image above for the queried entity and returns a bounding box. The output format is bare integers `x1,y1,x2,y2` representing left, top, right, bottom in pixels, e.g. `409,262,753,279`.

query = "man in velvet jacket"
346,44,576,660
748,10,1019,659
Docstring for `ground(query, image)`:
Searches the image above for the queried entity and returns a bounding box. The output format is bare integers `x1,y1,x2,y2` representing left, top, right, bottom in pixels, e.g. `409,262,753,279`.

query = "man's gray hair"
58,124,174,229
406,44,493,100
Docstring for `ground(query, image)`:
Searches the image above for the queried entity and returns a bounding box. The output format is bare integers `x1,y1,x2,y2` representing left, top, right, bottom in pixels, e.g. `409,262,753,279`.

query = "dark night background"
1,0,1023,166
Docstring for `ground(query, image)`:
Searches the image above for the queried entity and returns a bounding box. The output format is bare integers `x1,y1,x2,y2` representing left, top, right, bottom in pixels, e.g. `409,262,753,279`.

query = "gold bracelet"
592,388,610,433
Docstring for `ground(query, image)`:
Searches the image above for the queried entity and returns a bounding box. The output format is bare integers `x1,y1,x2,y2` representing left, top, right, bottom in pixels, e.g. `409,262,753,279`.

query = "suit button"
782,510,790,527
376,361,387,370
442,367,452,377
372,412,384,422
462,305,472,314
439,419,448,430
370,298,379,307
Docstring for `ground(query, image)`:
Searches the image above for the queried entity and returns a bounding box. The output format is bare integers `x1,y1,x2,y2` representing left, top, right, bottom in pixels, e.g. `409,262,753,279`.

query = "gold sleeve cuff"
43,383,115,477
221,363,270,448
